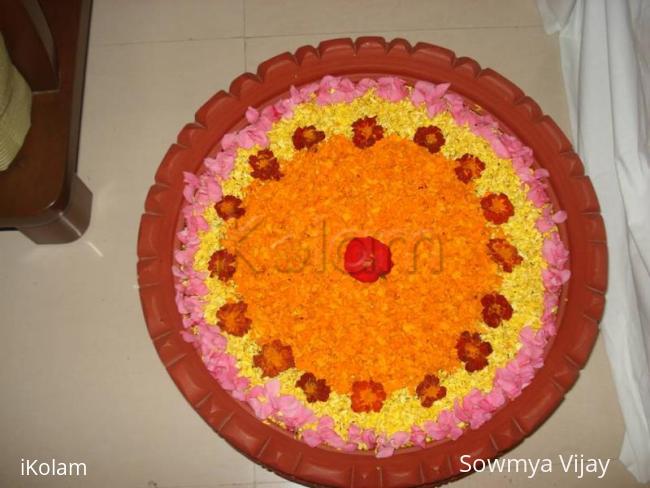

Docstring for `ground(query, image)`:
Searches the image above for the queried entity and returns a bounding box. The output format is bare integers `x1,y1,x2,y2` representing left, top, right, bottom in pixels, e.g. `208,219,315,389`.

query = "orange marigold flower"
487,238,523,272
415,374,447,407
481,293,513,328
216,301,251,336
413,126,445,153
351,116,384,148
208,249,236,281
249,149,282,181
454,154,486,183
215,195,245,220
253,340,295,377
350,380,386,413
292,125,326,150
456,331,493,372
481,192,514,224
296,372,331,403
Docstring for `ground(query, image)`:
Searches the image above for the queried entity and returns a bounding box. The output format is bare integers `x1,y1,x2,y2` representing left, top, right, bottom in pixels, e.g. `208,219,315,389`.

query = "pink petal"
552,210,567,223
321,429,346,449
247,385,265,399
317,416,335,432
245,106,259,124
376,76,409,102
376,445,395,458
355,78,377,96
348,424,363,443
361,429,377,448
220,132,238,150
528,183,550,207
301,430,322,447
264,379,281,399
483,387,506,410
411,80,450,106
390,431,410,448
536,216,554,233
410,426,427,448
205,149,235,180
205,178,223,202
426,99,447,117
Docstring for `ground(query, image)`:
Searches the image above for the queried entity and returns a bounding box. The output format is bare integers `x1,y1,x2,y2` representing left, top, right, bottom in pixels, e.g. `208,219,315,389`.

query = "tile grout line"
243,0,249,72
89,23,542,48
91,35,243,47
242,0,247,38
241,22,541,40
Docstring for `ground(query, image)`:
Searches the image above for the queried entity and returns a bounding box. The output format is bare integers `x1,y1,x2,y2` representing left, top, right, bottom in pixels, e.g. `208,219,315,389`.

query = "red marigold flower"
416,374,447,407
454,154,486,183
343,236,393,283
292,125,326,150
413,126,445,153
487,238,523,272
296,372,331,403
351,380,386,413
481,192,514,224
216,301,251,336
208,249,236,281
215,195,245,220
351,116,384,148
249,149,282,180
456,331,493,372
253,340,295,377
481,293,513,328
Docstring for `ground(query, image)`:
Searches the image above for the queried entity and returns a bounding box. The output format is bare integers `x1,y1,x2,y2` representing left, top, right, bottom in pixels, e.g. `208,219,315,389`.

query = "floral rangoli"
174,76,570,457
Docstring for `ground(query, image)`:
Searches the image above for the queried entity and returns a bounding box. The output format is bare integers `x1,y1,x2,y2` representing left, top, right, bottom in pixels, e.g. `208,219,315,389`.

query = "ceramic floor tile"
244,0,541,38
244,27,571,138
255,465,301,485
91,0,244,45
0,37,251,488
79,36,245,193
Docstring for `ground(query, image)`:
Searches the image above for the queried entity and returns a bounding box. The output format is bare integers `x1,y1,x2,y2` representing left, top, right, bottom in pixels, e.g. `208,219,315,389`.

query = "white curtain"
536,0,650,483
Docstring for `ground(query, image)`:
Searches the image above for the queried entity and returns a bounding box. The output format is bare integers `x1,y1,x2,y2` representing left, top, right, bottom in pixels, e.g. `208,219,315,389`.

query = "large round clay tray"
137,37,607,487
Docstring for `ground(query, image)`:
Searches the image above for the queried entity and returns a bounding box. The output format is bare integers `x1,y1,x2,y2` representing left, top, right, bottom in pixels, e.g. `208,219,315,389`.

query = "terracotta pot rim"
137,37,607,488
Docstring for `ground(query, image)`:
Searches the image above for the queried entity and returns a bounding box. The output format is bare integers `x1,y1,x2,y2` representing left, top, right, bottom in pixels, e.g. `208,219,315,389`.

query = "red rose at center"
344,236,393,283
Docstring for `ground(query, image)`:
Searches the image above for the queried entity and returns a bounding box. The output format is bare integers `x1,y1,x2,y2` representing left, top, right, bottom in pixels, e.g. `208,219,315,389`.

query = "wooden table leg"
17,174,92,244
